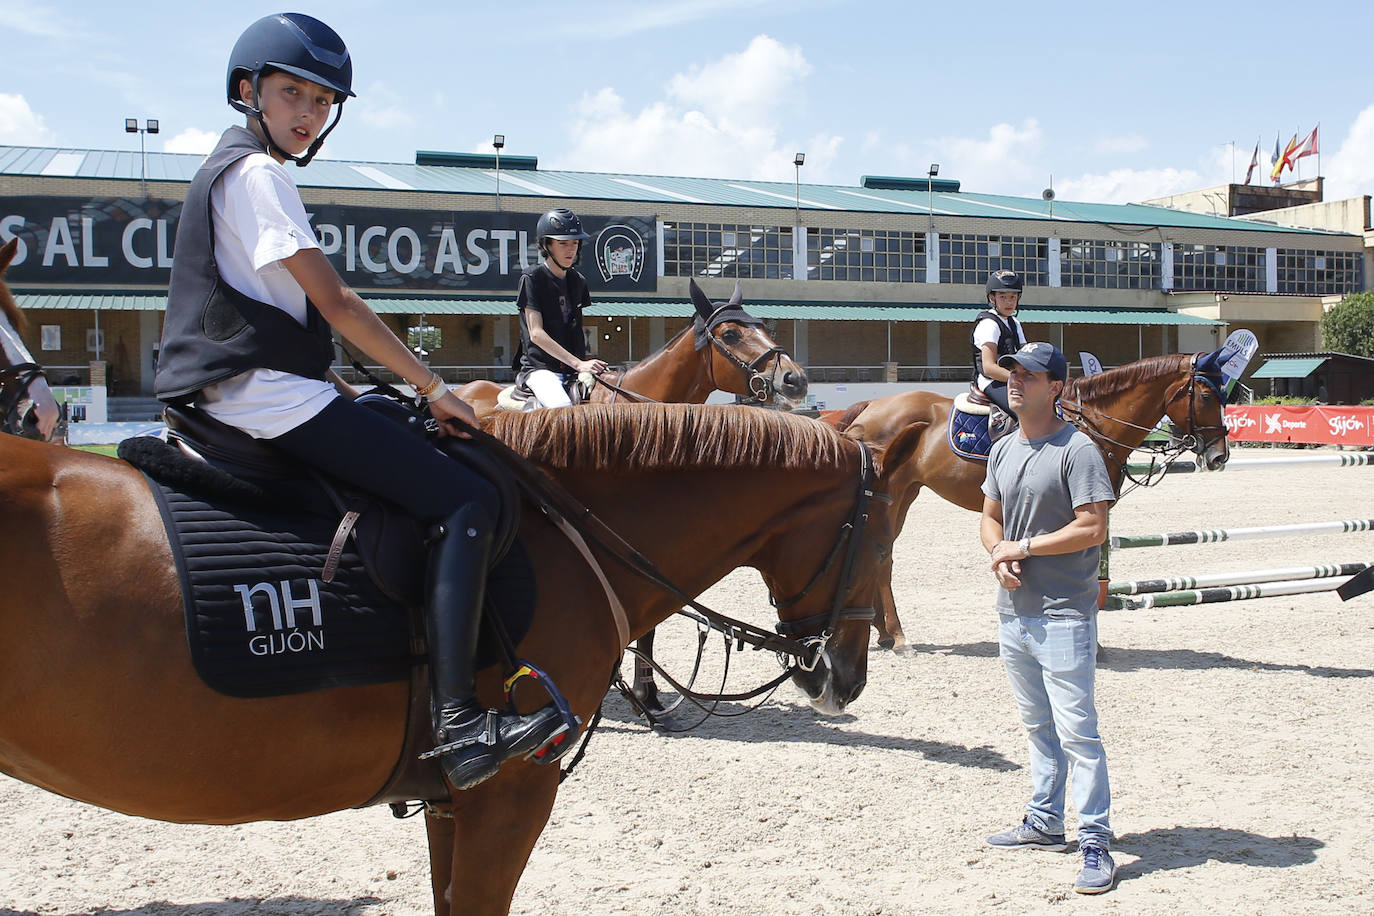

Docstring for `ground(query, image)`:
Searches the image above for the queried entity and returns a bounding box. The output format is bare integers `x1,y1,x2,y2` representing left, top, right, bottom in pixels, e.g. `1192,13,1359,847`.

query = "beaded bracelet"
413,372,443,399
422,382,451,404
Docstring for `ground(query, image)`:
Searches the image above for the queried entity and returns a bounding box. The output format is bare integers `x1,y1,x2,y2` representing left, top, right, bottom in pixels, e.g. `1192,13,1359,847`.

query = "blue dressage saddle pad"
947,407,992,461
143,475,417,698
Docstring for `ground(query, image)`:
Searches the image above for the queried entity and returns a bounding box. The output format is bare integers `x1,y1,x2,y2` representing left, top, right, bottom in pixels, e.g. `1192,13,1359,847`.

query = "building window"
1172,244,1265,292
940,234,1048,286
662,222,794,279
1060,239,1162,289
1276,249,1363,295
807,228,925,282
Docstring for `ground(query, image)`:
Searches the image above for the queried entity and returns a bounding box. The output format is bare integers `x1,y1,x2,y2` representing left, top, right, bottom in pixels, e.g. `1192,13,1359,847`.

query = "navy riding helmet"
226,13,355,166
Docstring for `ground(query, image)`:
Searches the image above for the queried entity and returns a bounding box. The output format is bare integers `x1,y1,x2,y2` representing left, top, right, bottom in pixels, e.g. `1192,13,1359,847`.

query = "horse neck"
1065,358,1185,472
614,326,713,403
541,461,859,645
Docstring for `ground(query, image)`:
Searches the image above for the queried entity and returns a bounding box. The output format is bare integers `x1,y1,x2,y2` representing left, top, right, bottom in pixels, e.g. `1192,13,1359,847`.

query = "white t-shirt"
973,313,1026,390
197,152,338,439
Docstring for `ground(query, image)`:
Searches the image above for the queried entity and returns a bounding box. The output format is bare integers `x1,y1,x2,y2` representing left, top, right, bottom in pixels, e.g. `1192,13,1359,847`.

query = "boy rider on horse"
514,208,608,407
971,269,1028,418
154,13,569,791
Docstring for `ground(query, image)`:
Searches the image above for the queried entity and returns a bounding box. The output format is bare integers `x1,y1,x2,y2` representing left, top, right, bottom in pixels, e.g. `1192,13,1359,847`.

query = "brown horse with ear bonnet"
0,402,894,915
837,351,1230,649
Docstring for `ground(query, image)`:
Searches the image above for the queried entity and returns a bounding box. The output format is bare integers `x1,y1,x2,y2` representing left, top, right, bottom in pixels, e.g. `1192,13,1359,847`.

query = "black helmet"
986,269,1023,298
536,208,591,243
226,13,354,167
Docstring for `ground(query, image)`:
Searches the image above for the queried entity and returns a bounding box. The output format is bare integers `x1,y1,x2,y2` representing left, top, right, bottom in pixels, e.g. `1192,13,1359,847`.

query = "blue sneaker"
1074,844,1117,894
986,816,1068,851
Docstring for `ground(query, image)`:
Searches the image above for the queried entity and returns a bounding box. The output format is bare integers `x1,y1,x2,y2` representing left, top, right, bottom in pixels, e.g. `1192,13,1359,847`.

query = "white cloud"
356,82,415,132
162,128,218,155
0,0,73,38
1323,105,1374,200
665,35,810,125
556,36,842,183
1057,167,1207,205
0,93,55,145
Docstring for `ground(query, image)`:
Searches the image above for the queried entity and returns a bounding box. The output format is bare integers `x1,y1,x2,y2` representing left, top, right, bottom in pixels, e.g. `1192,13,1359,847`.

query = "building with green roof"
1,143,1363,403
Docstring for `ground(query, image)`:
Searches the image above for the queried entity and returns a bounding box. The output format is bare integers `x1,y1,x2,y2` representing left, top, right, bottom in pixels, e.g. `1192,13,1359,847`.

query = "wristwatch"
1018,536,1032,558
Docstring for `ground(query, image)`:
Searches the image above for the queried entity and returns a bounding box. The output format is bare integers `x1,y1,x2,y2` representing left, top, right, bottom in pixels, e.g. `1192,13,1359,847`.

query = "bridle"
703,304,791,404
1058,352,1229,493
0,361,45,436
466,419,880,675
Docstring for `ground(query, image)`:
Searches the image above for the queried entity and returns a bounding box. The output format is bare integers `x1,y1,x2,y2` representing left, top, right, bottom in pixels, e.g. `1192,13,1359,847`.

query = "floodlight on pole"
927,163,939,231
493,133,505,211
793,152,805,229
125,118,160,200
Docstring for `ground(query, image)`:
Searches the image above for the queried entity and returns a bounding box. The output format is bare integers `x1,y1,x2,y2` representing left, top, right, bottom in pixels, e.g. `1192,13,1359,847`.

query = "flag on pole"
1244,140,1260,184
1269,135,1281,183
1293,125,1319,162
1270,133,1298,181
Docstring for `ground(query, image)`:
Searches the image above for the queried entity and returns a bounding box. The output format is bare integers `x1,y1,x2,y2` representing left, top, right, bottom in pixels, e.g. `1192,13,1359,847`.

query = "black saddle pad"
143,473,416,698
126,436,537,700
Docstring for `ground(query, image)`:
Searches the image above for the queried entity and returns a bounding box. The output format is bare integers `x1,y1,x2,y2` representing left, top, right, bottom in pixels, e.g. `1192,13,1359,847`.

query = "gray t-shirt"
982,423,1115,618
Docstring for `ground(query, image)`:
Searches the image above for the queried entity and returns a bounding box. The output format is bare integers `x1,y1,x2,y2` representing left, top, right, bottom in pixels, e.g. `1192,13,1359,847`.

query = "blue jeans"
998,614,1112,849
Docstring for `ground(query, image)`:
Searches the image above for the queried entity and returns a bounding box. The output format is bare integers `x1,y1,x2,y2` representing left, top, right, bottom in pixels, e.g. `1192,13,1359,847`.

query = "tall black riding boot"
425,503,565,790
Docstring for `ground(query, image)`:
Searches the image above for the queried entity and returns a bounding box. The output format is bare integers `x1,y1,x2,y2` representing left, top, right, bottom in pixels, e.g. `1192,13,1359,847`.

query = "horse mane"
0,266,24,336
488,403,851,472
1065,354,1190,402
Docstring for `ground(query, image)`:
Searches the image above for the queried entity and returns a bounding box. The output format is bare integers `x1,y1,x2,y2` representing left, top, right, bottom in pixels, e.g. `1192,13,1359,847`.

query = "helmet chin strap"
540,240,582,269
232,71,345,167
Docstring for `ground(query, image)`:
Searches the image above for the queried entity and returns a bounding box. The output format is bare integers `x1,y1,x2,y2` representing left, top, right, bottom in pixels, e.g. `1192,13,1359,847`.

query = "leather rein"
464,421,879,675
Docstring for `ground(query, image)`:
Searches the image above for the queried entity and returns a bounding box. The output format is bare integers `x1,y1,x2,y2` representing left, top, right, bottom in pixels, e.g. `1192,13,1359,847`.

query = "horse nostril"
783,370,807,393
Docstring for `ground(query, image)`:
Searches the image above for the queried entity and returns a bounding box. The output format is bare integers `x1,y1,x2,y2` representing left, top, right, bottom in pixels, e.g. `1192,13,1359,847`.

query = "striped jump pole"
1108,574,1358,611
1109,518,1374,551
1126,452,1374,477
1109,561,1373,596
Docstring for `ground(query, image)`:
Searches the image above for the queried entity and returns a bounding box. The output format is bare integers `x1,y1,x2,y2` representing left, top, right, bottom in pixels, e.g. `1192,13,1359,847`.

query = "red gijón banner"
1225,405,1374,447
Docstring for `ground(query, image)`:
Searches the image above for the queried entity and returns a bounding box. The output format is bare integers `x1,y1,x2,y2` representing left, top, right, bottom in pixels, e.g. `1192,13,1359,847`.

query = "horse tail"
833,400,871,432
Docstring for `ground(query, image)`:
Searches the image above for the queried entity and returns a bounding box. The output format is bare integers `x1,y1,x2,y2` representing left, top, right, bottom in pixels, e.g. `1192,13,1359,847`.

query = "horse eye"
721,329,740,344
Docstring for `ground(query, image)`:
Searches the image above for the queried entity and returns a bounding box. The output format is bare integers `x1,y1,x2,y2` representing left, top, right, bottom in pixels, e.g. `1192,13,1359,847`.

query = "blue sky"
2,0,1371,204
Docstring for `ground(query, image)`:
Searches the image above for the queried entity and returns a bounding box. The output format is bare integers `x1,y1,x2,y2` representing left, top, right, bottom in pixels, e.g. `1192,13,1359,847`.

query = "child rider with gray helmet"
514,208,609,407
155,13,574,792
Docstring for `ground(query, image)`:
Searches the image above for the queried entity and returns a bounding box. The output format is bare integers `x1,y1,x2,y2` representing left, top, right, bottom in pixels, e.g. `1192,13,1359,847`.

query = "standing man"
979,342,1119,895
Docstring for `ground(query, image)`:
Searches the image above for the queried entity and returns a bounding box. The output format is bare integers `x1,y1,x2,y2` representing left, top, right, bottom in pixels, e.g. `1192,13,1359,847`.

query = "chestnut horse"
0,238,64,443
0,403,891,915
837,351,1231,649
454,279,808,417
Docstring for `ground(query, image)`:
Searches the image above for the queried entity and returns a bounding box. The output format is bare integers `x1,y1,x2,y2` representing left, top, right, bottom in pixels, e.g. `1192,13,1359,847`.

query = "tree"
1321,291,1374,358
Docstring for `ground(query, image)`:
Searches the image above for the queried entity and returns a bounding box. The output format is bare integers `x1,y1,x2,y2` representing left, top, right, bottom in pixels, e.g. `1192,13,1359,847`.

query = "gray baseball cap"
998,341,1067,381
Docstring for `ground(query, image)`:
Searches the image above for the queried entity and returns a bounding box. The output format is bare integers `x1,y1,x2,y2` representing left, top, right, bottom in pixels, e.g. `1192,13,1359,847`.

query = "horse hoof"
876,636,895,650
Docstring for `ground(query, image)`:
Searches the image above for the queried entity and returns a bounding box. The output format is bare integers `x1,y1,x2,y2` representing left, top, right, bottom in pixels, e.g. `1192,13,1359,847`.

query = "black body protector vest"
515,263,589,378
155,126,335,404
969,309,1025,386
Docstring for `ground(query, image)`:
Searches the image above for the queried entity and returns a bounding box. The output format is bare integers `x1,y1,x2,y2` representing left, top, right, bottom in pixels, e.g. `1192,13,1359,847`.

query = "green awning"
1250,357,1326,379
14,294,1221,326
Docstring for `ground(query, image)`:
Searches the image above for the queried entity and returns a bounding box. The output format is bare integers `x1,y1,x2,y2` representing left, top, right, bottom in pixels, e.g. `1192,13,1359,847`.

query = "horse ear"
0,238,17,275
728,280,743,307
688,279,713,319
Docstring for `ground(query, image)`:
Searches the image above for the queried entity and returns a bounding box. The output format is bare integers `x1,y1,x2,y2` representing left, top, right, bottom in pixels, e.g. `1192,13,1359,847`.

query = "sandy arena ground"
1,445,1372,915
